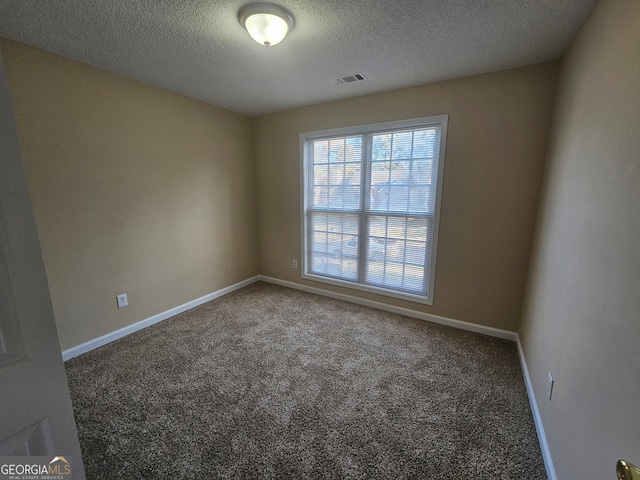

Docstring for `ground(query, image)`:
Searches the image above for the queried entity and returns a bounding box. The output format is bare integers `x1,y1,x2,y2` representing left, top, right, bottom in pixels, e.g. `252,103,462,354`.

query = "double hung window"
301,115,447,304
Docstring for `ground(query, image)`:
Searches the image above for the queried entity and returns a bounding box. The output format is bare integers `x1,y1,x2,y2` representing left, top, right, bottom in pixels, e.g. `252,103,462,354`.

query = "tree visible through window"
301,116,447,304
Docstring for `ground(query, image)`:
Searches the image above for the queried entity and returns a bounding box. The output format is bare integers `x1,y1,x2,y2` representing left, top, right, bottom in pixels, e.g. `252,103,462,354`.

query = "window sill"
301,271,434,306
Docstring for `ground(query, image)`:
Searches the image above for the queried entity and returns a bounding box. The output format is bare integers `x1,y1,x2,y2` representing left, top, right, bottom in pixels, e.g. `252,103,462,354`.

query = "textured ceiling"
0,0,597,116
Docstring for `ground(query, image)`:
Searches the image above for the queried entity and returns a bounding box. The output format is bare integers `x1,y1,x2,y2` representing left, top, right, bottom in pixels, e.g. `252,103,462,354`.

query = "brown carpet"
65,281,546,479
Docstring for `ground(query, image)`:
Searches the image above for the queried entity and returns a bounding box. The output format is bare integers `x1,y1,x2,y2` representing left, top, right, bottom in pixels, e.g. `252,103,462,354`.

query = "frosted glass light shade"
245,13,288,46
239,4,295,47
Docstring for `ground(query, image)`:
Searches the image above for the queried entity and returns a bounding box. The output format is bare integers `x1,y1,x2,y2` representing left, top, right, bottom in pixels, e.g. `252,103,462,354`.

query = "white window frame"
300,115,448,305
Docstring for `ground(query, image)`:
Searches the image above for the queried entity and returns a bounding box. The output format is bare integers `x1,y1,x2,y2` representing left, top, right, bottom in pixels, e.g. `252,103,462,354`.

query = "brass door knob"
617,460,640,480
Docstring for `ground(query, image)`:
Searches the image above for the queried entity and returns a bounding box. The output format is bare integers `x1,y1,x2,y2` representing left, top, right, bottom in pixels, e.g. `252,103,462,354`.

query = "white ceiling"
0,0,597,117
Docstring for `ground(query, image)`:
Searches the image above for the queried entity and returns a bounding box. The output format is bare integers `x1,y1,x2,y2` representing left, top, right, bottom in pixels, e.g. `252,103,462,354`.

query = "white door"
0,47,85,478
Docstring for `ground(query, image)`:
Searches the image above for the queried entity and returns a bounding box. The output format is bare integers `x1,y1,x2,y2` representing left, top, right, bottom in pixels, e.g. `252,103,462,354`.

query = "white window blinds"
302,116,447,304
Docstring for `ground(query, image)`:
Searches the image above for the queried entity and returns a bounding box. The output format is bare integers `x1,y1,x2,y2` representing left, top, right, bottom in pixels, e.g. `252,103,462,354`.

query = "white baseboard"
62,276,260,361
516,335,557,480
258,275,518,341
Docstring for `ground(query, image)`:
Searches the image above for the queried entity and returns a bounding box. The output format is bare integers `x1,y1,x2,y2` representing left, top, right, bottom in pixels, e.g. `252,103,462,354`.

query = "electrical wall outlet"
116,293,128,309
546,372,554,400
292,259,298,269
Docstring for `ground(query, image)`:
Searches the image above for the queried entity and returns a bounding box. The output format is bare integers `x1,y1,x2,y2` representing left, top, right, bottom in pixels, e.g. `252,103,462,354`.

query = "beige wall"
1,39,258,350
255,63,559,331
2,38,559,349
519,0,640,478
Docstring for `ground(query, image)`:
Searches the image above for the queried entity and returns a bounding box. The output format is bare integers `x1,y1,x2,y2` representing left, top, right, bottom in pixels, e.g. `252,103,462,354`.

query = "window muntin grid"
302,116,446,303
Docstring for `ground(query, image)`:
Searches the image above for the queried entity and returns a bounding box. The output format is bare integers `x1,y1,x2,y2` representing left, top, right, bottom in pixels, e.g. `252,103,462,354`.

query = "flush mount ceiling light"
238,3,295,47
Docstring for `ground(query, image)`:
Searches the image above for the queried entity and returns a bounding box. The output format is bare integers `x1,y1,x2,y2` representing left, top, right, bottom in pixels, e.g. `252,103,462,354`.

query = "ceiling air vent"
336,73,367,85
